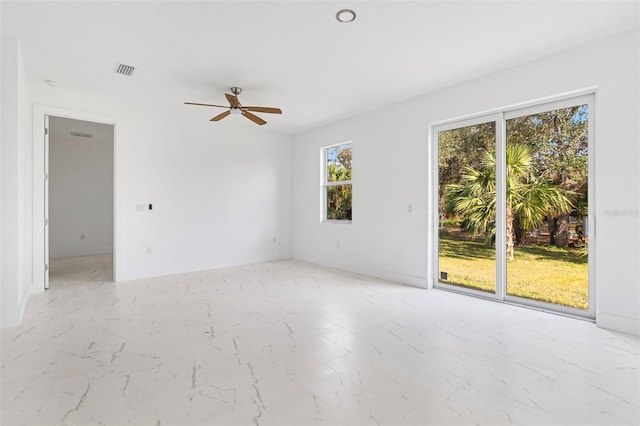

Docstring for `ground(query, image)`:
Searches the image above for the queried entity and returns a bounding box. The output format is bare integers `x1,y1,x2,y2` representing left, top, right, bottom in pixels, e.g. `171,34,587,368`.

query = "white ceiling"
3,1,639,134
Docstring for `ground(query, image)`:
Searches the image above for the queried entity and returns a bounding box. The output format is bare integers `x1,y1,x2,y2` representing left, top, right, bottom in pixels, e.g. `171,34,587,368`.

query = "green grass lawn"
439,229,589,310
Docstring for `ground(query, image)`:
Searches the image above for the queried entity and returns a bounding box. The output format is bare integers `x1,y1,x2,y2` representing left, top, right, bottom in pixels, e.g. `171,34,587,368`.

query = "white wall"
292,30,640,335
1,36,32,328
1,5,3,327
49,117,114,258
28,84,292,287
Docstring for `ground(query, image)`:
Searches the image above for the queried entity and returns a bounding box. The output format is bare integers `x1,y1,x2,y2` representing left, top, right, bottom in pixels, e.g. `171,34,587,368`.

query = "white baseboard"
18,284,30,323
2,284,32,329
597,311,640,336
427,277,435,289
375,270,429,289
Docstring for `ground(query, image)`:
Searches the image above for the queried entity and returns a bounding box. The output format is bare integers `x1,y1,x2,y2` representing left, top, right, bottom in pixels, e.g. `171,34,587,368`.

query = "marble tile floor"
1,255,638,426
48,254,114,287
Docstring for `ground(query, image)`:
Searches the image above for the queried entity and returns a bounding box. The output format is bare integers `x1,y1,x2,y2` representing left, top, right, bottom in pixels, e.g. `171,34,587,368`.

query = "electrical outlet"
272,237,277,244
146,247,152,254
408,204,413,213
337,241,341,249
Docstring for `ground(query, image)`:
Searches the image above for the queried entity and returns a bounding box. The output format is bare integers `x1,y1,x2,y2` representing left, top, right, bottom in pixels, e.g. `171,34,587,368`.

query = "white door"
44,115,50,289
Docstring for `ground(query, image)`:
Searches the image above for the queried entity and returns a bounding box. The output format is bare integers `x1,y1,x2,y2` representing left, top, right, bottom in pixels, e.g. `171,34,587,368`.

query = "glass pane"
327,143,352,182
438,122,496,293
505,105,589,310
326,184,352,220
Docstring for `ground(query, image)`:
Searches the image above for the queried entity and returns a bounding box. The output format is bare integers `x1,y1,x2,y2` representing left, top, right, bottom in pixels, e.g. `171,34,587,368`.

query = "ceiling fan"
185,87,282,125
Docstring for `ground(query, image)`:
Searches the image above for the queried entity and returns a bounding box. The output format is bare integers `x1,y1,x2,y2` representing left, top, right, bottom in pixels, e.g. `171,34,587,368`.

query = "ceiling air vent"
114,63,135,76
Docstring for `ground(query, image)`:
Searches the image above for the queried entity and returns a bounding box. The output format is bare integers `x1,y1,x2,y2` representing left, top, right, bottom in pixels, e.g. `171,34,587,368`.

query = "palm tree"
445,144,575,260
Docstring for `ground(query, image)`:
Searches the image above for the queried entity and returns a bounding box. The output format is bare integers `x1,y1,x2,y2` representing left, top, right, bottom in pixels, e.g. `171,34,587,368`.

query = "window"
323,142,352,222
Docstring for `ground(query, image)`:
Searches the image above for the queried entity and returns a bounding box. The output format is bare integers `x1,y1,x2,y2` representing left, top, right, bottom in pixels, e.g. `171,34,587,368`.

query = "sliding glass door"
434,94,594,317
437,118,498,296
504,98,592,312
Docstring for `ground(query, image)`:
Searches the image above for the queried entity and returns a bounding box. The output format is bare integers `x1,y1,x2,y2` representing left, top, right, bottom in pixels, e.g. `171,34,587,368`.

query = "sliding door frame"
501,93,596,318
432,113,505,300
430,90,596,319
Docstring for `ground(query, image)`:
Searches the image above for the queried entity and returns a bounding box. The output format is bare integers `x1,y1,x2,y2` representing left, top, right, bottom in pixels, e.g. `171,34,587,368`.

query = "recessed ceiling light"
46,80,58,87
336,9,356,23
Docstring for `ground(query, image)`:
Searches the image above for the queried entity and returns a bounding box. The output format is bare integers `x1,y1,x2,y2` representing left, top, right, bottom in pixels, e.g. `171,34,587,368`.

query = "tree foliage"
438,122,495,192
445,144,575,260
439,105,588,250
326,146,352,220
337,146,352,170
507,106,588,189
507,106,588,247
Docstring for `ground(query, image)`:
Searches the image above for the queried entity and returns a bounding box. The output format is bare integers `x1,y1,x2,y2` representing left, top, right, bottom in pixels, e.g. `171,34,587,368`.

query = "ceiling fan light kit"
185,87,281,126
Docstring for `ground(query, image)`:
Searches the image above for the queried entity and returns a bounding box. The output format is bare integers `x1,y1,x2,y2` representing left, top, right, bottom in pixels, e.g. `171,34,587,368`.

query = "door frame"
428,89,596,319
32,104,119,291
431,113,504,300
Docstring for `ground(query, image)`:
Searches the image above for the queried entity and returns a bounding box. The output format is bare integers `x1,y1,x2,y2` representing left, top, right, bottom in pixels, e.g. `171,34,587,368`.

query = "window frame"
321,141,353,224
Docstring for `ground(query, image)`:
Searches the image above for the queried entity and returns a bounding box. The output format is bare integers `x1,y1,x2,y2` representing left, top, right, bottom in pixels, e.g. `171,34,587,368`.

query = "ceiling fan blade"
209,110,231,121
242,111,267,125
242,106,282,114
225,93,241,108
185,102,229,108
210,110,231,121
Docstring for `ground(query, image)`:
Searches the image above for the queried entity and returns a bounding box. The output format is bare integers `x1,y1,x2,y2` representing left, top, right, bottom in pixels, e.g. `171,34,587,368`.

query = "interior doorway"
45,116,115,288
